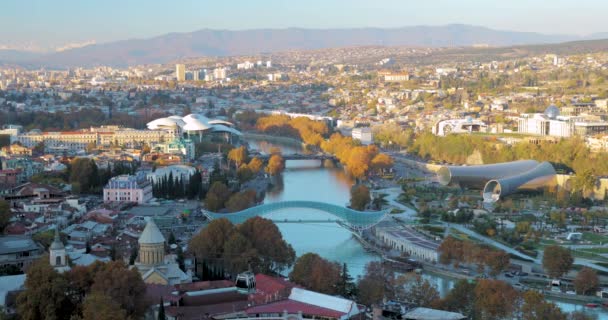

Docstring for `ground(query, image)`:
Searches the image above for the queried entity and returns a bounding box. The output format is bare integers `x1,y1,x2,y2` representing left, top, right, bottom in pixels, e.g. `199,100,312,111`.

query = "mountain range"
1,24,606,68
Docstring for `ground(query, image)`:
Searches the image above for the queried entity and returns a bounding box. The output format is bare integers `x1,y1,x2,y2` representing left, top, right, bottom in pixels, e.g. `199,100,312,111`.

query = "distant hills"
1,24,607,68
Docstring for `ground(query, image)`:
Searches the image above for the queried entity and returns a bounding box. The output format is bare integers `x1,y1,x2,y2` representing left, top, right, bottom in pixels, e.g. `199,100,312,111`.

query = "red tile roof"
246,299,345,319
250,274,297,304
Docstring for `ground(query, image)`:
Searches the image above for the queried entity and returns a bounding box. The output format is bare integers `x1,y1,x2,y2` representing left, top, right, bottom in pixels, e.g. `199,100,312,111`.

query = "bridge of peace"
202,200,389,231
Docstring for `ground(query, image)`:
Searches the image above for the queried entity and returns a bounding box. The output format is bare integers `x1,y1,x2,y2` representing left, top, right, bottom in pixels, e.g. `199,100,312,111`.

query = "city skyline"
2,0,608,51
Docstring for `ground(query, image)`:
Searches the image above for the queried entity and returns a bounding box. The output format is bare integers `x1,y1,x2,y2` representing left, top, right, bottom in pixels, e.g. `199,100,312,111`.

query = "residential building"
17,126,178,153
103,175,152,204
351,127,373,145
0,236,44,272
175,64,186,82
154,138,196,161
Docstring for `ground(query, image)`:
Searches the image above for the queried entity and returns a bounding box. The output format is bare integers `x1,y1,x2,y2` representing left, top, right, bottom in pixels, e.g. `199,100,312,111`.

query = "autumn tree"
189,218,235,275
225,189,257,212
432,279,476,318
189,217,295,277
357,261,397,306
90,261,147,319
406,276,440,307
521,290,566,320
247,157,264,173
222,231,257,276
82,292,128,320
266,154,285,176
543,245,574,279
290,253,341,295
228,146,248,167
17,258,74,320
573,267,599,295
204,181,232,211
346,146,372,179
486,250,511,276
437,236,464,267
0,200,11,233
474,279,519,320
370,153,394,174
237,217,295,274
236,165,254,183
350,184,371,211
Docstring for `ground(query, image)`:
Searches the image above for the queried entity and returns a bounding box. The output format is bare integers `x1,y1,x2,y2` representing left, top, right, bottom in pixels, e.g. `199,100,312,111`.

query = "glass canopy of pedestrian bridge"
203,201,389,231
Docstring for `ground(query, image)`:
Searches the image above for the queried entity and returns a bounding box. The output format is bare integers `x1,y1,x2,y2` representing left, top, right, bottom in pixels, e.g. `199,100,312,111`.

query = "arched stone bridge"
203,200,389,231
258,153,337,161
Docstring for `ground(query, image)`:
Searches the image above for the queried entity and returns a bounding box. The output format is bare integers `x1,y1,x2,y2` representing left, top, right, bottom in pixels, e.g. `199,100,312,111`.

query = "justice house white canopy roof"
147,114,241,135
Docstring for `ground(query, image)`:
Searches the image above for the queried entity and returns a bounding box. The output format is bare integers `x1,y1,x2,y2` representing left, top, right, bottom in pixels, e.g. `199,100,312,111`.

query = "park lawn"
580,247,608,254
571,250,608,263
582,232,608,245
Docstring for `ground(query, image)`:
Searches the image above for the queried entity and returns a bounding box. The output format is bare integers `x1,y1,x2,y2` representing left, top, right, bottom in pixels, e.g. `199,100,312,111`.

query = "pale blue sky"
1,0,607,48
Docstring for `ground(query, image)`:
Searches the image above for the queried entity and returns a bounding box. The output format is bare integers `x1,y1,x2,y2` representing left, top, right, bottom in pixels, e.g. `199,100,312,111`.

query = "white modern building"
147,114,242,142
432,118,487,136
517,105,608,137
351,127,373,145
103,175,152,204
375,226,440,262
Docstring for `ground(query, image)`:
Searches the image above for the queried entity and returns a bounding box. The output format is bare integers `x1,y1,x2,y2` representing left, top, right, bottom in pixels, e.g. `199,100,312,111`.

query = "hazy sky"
2,0,607,48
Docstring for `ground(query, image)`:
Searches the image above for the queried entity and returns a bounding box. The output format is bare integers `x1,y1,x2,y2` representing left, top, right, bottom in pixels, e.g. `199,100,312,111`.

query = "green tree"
0,200,11,234
157,297,166,320
336,263,357,299
543,245,574,279
69,158,100,194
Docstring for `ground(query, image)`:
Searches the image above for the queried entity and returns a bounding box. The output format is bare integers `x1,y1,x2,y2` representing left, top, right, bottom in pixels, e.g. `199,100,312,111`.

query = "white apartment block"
352,127,373,145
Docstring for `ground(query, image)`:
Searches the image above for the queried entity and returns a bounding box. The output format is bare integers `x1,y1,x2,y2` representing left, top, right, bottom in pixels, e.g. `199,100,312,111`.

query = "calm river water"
246,137,604,318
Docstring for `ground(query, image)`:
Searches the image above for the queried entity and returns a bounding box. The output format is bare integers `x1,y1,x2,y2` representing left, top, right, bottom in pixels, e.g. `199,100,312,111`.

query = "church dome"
138,219,165,244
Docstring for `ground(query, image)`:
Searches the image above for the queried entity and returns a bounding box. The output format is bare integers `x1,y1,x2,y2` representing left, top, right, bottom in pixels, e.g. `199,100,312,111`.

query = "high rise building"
175,64,186,81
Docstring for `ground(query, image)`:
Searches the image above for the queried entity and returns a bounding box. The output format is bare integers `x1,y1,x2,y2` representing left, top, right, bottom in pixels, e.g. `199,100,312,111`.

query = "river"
246,137,604,318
